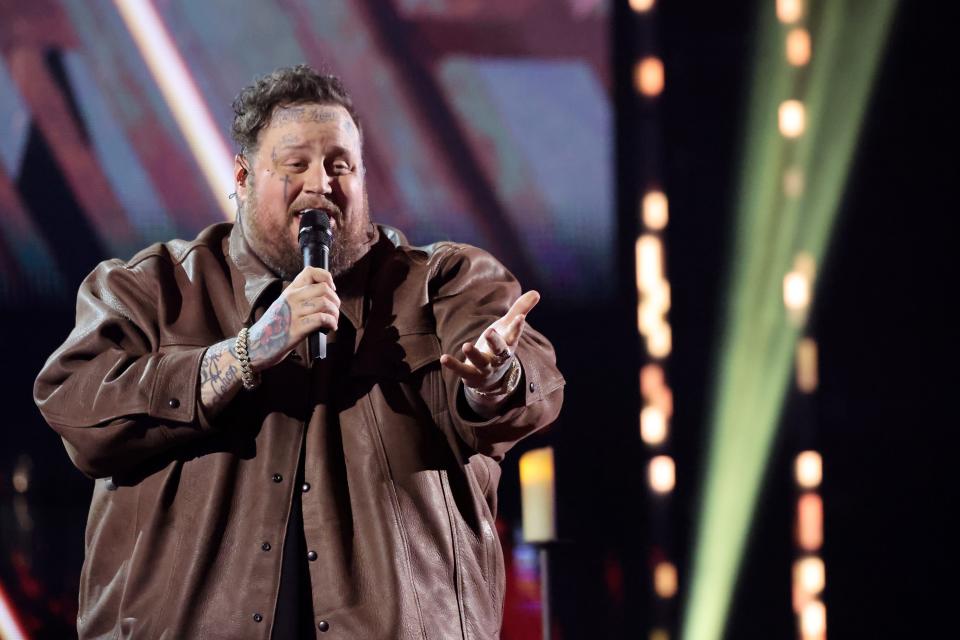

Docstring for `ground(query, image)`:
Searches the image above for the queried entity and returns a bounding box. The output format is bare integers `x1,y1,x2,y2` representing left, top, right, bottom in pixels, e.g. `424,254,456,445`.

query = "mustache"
292,197,342,220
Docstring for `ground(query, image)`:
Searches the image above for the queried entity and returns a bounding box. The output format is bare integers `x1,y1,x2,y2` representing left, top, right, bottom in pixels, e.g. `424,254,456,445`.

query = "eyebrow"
326,144,354,157
275,143,354,156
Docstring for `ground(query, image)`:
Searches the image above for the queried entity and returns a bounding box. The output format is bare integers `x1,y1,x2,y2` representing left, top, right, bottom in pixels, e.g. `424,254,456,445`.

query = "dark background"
654,2,954,638
2,1,954,639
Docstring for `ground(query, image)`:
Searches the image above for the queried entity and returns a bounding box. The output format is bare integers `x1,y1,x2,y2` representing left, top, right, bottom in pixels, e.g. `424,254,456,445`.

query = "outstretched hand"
440,290,541,392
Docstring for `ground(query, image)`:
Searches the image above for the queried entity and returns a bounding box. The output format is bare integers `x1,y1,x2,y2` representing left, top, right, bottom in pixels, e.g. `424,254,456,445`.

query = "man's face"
235,102,370,279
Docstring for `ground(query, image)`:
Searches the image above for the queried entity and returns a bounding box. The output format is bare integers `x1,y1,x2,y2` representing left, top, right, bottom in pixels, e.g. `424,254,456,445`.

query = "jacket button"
307,550,318,561
317,620,330,632
261,542,271,551
168,398,180,408
529,382,536,392
272,473,282,483
302,482,311,493
253,613,263,623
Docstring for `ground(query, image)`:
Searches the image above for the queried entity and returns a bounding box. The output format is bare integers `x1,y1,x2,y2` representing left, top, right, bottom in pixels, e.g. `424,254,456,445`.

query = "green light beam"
681,2,898,640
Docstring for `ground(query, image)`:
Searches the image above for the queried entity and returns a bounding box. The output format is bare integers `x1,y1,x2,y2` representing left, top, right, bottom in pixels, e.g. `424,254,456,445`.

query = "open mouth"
294,207,339,230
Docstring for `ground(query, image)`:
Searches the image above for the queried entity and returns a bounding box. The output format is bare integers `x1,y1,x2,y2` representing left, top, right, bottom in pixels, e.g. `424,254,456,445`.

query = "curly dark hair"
231,64,362,155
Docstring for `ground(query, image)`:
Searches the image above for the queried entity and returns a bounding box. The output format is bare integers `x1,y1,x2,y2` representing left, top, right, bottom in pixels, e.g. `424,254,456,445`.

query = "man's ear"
235,154,250,197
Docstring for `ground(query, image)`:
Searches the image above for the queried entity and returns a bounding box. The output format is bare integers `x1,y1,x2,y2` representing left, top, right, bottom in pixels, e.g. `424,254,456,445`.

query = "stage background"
1,1,953,639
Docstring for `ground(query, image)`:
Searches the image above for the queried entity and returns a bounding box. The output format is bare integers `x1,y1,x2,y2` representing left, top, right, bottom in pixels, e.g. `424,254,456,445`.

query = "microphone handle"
302,242,329,361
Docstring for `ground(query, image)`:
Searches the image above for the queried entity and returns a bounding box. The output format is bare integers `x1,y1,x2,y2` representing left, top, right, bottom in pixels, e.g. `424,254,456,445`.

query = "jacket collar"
227,221,399,330
227,222,279,326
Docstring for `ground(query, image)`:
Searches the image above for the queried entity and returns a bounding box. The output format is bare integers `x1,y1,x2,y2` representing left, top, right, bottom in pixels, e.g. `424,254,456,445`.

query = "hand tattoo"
248,299,291,364
200,339,241,409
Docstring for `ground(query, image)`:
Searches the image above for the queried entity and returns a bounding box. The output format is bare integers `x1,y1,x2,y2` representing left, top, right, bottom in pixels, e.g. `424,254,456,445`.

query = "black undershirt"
272,443,315,637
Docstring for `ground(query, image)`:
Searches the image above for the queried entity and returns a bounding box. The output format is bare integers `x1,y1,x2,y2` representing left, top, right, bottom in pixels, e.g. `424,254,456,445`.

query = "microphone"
298,209,333,361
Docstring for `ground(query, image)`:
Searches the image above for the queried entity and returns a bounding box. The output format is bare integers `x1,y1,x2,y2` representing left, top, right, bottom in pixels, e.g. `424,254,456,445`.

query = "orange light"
787,28,812,66
649,629,669,640
783,270,811,312
797,492,823,551
779,100,806,138
634,57,665,97
635,235,663,293
640,364,665,398
12,455,32,494
654,561,678,598
795,450,822,489
643,190,669,230
629,0,656,13
792,579,809,614
647,279,671,314
796,338,819,393
649,455,675,494
640,364,673,420
800,599,827,640
519,448,556,543
638,300,661,335
793,556,826,597
658,386,674,418
777,0,803,24
647,322,672,359
641,405,668,445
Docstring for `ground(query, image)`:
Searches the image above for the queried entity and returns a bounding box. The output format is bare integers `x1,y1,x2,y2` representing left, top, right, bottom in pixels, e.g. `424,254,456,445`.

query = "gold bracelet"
236,327,260,391
468,358,522,399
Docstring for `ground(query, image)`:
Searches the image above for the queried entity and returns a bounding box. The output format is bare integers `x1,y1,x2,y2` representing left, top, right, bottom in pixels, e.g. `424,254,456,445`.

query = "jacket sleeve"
34,257,213,478
431,244,565,461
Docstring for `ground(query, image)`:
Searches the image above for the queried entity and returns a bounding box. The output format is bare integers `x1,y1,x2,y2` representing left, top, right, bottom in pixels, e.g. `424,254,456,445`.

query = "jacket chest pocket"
350,330,445,416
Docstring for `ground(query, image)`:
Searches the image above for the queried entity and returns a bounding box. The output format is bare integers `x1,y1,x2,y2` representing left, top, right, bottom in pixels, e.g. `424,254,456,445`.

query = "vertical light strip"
0,582,27,640
113,0,235,219
632,3,676,637
681,2,898,639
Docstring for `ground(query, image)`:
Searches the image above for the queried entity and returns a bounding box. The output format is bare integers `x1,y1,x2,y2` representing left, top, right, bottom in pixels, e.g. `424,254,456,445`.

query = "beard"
240,181,374,280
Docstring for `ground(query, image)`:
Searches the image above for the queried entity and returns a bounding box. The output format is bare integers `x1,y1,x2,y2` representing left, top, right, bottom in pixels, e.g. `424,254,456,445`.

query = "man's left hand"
440,290,540,394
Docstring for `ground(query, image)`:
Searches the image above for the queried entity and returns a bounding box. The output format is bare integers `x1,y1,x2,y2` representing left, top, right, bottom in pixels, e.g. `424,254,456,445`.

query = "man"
34,64,564,639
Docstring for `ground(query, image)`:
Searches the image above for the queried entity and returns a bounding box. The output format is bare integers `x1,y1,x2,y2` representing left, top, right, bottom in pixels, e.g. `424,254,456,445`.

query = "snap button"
307,550,318,561
302,482,311,493
261,542,271,551
253,613,263,623
529,382,536,392
272,473,282,483
168,398,180,408
317,620,330,632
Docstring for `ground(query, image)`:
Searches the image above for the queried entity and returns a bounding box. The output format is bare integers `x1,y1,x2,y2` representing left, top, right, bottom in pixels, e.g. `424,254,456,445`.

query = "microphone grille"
298,209,333,248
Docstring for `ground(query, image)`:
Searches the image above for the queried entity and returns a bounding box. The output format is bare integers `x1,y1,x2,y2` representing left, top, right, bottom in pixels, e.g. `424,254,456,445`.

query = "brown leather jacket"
34,222,564,639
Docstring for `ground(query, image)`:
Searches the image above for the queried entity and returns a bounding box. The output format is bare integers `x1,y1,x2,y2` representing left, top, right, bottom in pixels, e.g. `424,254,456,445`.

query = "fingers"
462,341,494,370
289,267,339,330
440,340,502,384
288,281,341,330
501,313,525,345
292,282,340,312
440,354,481,382
484,327,511,359
439,290,543,390
504,290,540,322
298,311,339,332
291,265,336,289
